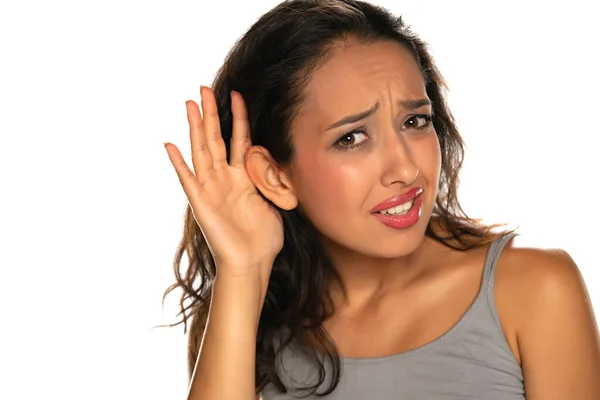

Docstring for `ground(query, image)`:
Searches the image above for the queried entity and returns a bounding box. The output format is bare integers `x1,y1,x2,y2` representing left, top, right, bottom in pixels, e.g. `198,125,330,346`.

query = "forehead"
301,39,427,116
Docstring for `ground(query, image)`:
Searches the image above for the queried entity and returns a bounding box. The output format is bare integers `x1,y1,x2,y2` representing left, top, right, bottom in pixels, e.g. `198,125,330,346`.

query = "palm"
195,166,283,267
165,87,283,282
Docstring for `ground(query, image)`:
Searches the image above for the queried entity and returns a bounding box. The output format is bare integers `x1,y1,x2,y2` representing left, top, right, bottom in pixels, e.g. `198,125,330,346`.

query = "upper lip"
370,187,424,213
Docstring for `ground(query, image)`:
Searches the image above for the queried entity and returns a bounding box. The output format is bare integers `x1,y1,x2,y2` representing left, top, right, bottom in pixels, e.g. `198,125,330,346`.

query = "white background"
1,1,598,399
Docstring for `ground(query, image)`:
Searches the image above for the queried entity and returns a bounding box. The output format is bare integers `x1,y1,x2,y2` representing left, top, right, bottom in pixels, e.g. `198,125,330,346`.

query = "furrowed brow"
398,98,432,110
325,98,431,131
326,102,379,130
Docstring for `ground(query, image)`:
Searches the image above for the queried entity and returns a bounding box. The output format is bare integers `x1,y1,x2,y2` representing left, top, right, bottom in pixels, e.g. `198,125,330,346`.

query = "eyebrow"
325,98,432,130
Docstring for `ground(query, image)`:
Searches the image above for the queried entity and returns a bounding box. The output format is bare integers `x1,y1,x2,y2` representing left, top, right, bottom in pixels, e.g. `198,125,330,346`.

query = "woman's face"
287,39,441,259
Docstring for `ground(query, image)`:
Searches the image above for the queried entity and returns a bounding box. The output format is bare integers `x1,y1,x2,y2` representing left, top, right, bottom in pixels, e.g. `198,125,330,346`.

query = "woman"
162,0,600,398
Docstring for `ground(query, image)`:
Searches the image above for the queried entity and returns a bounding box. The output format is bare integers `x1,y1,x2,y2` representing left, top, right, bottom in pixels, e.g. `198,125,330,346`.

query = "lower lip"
372,194,423,229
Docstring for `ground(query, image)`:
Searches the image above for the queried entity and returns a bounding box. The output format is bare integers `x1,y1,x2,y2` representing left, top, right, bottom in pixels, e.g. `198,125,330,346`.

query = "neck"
322,233,438,313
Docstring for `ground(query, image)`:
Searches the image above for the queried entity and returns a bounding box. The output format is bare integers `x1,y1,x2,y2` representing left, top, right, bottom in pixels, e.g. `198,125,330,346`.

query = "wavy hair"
160,0,516,396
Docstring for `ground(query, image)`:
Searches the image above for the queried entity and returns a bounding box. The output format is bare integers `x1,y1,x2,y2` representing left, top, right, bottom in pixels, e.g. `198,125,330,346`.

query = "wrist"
212,272,268,317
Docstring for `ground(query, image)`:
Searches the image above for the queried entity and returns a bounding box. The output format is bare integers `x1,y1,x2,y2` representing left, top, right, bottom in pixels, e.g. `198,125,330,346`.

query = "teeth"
378,199,414,215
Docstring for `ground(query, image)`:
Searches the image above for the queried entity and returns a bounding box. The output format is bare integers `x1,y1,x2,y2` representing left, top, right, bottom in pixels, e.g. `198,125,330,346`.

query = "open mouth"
372,191,423,229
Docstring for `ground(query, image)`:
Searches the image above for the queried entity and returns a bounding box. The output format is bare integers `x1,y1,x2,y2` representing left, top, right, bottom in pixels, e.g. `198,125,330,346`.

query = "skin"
244,38,600,398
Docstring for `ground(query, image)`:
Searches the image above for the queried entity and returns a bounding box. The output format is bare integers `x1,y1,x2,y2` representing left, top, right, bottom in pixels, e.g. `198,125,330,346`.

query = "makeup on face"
287,39,441,259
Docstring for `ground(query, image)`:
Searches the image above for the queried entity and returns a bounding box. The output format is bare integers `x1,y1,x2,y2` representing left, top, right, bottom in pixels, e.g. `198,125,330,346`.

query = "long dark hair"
161,0,516,396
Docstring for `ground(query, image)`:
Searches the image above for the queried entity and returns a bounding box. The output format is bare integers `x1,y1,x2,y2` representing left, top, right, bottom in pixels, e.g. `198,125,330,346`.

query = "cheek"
426,133,442,181
295,152,368,222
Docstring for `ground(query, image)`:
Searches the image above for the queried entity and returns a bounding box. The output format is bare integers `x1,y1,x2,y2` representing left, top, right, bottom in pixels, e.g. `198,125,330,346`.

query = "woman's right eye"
333,128,369,152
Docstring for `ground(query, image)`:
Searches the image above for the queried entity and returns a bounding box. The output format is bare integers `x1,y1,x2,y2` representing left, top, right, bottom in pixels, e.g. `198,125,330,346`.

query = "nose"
379,128,419,187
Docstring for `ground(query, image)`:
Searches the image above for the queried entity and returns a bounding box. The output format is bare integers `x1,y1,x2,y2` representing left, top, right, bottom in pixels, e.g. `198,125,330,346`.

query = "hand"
164,86,283,285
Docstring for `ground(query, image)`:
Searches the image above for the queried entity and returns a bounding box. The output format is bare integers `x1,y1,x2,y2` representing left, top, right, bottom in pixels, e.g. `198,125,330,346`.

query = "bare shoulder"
494,239,600,398
496,242,588,303
495,240,595,340
495,241,595,327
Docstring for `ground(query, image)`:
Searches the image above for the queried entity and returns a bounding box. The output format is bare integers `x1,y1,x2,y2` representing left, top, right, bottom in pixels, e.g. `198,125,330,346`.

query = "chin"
368,234,426,258
333,227,428,260
317,211,432,258
366,215,430,256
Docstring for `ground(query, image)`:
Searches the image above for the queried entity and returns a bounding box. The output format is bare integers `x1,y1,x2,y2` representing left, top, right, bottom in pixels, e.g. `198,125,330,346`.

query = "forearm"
187,273,265,400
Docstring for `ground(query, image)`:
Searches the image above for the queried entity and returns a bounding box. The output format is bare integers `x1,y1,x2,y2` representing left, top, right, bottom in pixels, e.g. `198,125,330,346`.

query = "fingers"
200,86,228,169
187,99,213,177
164,142,202,203
229,90,252,168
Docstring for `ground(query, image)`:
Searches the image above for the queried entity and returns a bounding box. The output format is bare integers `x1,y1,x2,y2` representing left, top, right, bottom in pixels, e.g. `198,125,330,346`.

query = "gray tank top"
261,232,524,399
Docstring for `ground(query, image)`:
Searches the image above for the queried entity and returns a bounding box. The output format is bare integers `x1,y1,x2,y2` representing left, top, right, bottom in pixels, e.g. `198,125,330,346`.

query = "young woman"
162,1,600,398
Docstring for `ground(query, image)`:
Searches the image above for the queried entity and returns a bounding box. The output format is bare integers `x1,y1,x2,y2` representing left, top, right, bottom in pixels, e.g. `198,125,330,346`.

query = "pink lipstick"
370,187,423,213
371,187,424,229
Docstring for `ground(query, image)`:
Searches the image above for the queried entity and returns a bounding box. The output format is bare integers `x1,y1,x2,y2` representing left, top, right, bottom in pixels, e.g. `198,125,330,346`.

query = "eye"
333,128,369,152
402,114,433,130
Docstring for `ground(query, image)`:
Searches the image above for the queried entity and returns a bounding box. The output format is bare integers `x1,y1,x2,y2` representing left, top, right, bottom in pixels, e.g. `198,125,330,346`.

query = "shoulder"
495,240,600,398
496,243,591,318
495,241,593,334
497,243,584,296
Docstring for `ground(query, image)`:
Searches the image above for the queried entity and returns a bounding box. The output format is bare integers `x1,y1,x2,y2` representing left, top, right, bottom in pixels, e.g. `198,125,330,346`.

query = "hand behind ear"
164,87,284,281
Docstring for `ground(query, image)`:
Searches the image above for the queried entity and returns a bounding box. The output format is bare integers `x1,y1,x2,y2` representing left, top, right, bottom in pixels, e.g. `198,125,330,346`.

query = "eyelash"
333,114,433,152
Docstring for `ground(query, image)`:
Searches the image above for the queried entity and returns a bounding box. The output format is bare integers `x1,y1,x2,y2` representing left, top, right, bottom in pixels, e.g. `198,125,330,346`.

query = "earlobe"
244,146,298,211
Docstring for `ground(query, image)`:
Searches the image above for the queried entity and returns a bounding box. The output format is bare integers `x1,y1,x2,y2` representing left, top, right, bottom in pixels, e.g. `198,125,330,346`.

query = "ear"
244,146,298,211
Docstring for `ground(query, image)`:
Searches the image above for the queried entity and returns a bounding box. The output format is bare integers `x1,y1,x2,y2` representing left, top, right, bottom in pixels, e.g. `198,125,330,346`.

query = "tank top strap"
481,231,519,292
